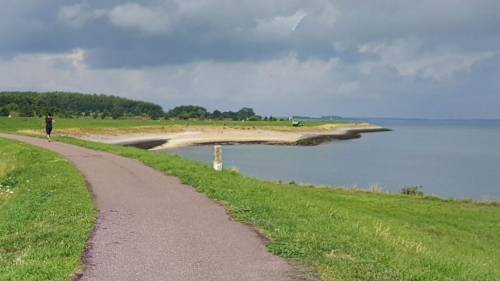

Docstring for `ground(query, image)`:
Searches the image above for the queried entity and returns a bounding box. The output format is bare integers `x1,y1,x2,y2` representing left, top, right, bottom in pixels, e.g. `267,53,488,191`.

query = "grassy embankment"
60,137,500,281
0,138,96,281
1,117,499,280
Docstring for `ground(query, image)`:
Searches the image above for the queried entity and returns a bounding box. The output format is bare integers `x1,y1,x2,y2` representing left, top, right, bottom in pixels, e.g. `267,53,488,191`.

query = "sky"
1,1,499,119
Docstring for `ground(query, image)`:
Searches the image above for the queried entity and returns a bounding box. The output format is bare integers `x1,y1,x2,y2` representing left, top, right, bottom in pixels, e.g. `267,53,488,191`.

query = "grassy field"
2,118,499,280
0,116,349,133
54,136,499,281
0,138,96,281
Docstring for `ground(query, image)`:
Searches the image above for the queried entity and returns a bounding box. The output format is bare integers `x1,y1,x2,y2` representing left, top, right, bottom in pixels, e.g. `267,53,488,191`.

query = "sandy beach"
79,123,390,150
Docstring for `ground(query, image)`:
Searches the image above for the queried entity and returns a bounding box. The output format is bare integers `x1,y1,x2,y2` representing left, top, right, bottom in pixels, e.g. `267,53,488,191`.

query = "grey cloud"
2,0,499,68
2,49,499,118
0,0,499,118
107,2,172,34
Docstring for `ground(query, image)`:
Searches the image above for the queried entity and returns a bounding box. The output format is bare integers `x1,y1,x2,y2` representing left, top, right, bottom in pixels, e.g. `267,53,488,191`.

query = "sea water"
167,119,500,200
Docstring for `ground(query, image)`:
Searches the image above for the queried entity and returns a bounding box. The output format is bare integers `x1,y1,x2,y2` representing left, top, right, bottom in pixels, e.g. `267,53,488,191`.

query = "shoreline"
80,124,391,150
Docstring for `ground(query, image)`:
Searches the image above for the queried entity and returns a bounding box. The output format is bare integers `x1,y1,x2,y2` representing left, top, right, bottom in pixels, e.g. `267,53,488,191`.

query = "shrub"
226,167,240,174
401,185,424,196
0,107,9,116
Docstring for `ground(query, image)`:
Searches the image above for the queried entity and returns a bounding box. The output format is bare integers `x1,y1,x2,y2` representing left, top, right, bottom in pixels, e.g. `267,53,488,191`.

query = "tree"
0,107,9,116
237,107,255,120
18,104,34,117
211,110,223,120
249,115,262,121
222,111,237,120
150,110,162,120
0,92,270,122
111,107,124,119
0,91,166,119
5,103,18,113
167,105,208,119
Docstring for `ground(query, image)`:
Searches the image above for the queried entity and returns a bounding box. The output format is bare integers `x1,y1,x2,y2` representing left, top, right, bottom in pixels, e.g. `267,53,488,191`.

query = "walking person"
45,113,54,142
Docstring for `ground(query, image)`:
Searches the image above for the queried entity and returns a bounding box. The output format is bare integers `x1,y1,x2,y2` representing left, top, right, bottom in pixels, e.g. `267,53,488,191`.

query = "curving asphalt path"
0,134,306,281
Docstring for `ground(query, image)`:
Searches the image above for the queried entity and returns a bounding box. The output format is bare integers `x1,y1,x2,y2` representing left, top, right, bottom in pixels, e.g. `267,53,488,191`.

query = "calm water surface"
167,120,500,200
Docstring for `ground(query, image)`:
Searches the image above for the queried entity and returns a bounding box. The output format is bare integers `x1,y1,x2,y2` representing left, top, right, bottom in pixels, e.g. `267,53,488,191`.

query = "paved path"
0,134,303,281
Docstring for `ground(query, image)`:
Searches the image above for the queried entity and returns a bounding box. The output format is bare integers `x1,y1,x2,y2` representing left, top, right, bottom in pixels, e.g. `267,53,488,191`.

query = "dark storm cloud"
0,0,308,67
1,0,496,68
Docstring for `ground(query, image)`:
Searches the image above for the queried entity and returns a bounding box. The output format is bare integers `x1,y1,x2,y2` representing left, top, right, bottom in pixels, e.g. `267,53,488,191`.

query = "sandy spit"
80,124,390,150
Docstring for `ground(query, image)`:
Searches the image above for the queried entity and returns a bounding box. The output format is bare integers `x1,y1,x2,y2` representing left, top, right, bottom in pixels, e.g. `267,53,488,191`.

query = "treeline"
165,105,286,121
0,91,281,121
0,92,164,119
166,105,267,121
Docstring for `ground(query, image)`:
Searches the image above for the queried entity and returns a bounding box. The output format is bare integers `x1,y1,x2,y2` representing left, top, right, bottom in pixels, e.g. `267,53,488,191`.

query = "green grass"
54,136,500,281
0,116,349,133
2,118,499,280
0,138,96,281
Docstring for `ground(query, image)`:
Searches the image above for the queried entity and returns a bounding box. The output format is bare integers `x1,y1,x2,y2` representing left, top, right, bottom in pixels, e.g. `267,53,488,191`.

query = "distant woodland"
0,91,276,121
0,92,164,119
165,105,272,121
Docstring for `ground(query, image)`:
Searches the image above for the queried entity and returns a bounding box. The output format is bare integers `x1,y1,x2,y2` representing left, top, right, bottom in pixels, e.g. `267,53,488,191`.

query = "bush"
0,107,9,116
249,115,262,121
401,185,424,196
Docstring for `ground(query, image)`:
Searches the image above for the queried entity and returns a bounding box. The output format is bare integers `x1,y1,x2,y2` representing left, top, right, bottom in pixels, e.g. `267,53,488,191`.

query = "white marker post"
213,145,223,171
